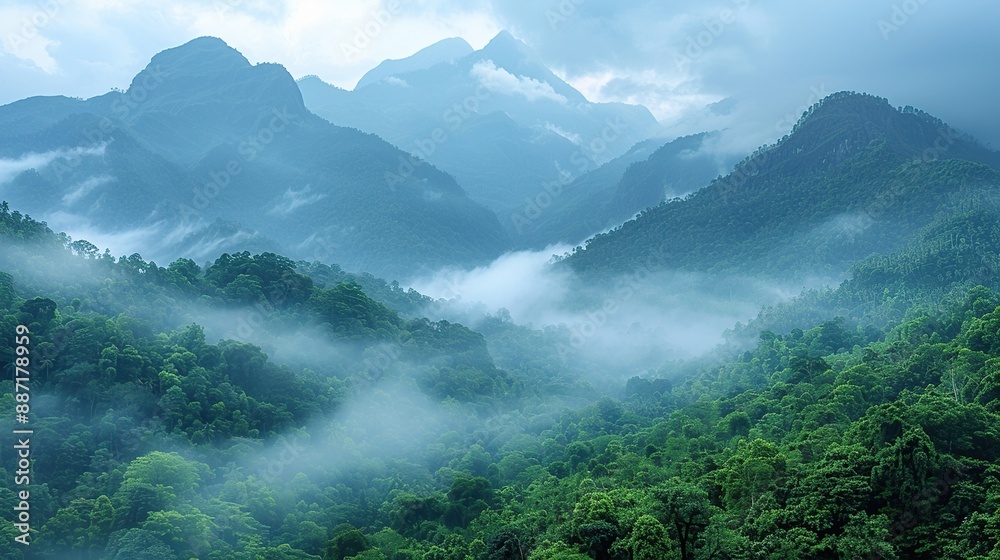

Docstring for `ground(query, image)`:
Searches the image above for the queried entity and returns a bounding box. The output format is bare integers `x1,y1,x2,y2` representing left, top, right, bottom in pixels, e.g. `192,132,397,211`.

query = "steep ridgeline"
298,31,660,239
514,132,739,249
0,37,509,279
564,92,1000,279
355,37,474,89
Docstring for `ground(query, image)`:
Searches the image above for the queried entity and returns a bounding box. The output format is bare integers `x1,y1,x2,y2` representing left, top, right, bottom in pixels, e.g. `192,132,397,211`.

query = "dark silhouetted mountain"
298,31,660,239
563,92,1000,278
0,37,510,279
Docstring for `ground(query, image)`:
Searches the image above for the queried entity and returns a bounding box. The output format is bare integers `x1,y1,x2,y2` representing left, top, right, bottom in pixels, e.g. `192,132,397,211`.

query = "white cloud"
410,246,574,326
45,210,252,263
46,210,164,254
2,34,61,74
814,212,875,239
62,175,113,206
0,152,56,186
0,2,63,74
409,245,820,366
495,0,1000,148
543,122,581,144
0,145,107,186
268,185,327,216
471,59,567,104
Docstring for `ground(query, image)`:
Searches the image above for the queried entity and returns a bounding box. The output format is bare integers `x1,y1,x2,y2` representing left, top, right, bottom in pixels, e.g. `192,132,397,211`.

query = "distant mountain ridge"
512,132,739,249
0,37,510,279
298,31,661,242
356,37,473,89
564,92,1000,278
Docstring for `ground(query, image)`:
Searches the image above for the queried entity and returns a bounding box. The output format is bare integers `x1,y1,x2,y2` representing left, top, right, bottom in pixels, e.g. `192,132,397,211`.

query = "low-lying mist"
42,210,263,266
409,246,833,377
241,378,467,487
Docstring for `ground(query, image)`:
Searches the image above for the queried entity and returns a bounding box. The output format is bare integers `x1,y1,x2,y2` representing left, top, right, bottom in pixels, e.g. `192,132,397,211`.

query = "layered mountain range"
4,36,997,289
0,37,509,279
297,31,671,240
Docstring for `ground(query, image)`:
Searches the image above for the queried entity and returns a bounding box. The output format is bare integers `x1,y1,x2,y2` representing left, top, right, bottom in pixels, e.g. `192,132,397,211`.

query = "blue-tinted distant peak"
356,37,474,89
127,36,250,93
148,36,249,72
480,30,533,63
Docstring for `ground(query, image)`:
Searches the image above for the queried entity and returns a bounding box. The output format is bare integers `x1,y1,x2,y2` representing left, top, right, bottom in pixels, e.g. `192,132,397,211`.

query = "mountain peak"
795,91,894,130
466,30,590,105
143,36,249,75
489,30,520,44
117,37,310,164
481,30,531,60
180,35,236,51
774,91,997,169
356,37,473,89
124,35,304,105
562,91,1000,279
126,36,251,97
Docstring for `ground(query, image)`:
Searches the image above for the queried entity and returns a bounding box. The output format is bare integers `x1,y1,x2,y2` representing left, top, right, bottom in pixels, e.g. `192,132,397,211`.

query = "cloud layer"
491,0,1000,151
471,59,568,103
408,246,823,370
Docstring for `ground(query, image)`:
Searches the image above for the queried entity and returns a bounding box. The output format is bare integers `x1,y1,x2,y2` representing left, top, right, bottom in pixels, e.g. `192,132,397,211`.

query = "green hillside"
565,92,1000,279
4,85,1000,560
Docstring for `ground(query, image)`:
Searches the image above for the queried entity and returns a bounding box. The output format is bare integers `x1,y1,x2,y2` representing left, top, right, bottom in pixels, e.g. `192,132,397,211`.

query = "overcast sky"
1,0,997,151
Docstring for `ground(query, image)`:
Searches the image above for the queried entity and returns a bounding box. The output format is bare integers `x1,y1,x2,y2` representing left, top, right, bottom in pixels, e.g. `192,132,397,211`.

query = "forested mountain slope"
6,186,1000,558
4,90,1000,560
565,92,1000,279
